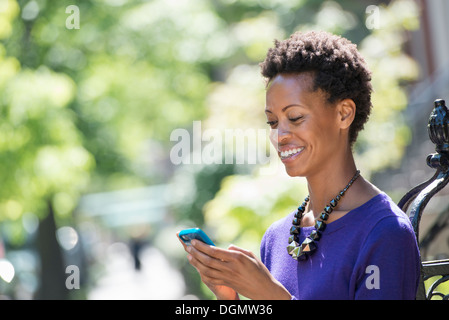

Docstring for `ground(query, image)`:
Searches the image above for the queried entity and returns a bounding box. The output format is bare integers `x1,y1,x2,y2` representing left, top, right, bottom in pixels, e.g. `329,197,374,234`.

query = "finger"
228,244,252,256
176,232,189,252
188,250,227,284
191,240,237,262
189,244,230,272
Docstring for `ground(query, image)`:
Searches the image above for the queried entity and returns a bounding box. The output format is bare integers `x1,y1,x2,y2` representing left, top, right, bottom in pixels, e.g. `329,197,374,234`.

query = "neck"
306,152,358,218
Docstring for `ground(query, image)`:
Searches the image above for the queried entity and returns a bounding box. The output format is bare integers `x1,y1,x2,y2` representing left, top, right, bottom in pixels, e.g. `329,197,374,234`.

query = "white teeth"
280,147,303,158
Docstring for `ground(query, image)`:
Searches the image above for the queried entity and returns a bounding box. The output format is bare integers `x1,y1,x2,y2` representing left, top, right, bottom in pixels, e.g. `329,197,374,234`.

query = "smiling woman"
178,30,421,300
259,31,420,299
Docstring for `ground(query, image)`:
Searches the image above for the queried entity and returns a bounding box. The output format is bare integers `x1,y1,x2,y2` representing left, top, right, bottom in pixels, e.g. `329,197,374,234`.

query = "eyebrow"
265,104,304,113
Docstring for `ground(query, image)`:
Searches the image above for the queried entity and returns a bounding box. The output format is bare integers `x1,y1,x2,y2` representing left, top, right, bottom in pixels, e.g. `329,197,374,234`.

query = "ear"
337,99,356,130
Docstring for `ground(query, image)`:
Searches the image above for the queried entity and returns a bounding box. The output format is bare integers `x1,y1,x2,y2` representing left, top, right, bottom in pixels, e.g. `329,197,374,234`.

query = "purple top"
260,193,421,300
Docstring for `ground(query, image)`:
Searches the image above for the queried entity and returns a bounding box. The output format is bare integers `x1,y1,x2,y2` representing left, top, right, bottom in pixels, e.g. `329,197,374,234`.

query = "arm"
353,216,421,300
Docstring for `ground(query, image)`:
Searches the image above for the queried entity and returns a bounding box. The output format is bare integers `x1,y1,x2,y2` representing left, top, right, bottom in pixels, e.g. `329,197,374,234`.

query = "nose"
269,125,291,149
277,120,292,141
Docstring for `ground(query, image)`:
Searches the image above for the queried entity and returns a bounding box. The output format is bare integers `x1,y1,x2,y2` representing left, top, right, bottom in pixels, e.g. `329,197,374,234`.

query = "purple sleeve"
260,225,299,300
260,224,275,268
260,232,267,264
351,216,421,300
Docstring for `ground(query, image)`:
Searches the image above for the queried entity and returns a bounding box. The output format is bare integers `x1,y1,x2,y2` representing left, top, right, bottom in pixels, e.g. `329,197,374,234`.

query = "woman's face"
265,72,346,177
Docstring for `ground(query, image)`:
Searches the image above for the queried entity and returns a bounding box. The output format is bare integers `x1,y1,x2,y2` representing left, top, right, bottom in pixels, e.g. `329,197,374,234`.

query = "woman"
177,30,421,300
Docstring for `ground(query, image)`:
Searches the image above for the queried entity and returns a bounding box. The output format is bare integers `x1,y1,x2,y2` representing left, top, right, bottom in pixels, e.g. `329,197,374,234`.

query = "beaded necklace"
287,170,360,261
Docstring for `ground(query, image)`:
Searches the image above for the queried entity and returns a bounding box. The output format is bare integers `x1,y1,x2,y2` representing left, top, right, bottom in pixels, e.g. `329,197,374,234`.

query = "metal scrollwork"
425,274,449,300
398,99,449,300
422,259,449,300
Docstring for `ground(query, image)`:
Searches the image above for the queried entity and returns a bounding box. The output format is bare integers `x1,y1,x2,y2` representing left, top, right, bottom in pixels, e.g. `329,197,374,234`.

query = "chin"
284,166,306,178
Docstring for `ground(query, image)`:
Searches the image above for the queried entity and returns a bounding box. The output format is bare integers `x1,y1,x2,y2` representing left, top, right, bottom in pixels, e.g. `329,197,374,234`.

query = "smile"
279,147,304,160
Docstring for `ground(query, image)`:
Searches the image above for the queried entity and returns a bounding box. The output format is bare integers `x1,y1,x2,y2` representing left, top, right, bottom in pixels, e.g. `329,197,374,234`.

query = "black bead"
315,220,326,232
297,253,308,261
287,242,298,255
324,205,333,214
292,217,300,225
309,230,321,241
319,212,329,221
290,225,300,235
297,206,305,213
330,199,338,207
300,237,317,253
291,246,308,261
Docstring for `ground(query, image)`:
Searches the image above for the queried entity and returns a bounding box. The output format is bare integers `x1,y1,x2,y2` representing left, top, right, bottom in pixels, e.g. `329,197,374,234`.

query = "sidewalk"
87,243,186,299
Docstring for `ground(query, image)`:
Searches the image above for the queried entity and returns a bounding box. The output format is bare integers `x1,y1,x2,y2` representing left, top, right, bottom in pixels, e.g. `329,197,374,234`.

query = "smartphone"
179,228,215,246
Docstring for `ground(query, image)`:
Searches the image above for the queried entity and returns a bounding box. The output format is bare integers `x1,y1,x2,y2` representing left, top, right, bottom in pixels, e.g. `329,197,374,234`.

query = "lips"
279,147,304,160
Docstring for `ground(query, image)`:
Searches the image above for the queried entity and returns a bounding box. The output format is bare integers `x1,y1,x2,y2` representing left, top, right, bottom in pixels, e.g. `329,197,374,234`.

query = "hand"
178,233,291,300
177,233,239,300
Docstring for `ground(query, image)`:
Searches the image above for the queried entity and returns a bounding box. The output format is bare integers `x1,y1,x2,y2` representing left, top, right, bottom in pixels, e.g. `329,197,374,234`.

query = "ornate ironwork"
398,99,449,300
422,259,449,300
419,205,449,257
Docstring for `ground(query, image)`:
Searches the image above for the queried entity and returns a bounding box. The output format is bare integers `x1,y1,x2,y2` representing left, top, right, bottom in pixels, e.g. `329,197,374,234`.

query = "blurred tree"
0,1,94,298
0,0,262,299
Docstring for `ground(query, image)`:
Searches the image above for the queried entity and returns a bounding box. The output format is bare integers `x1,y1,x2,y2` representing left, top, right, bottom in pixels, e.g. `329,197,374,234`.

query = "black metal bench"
398,99,449,300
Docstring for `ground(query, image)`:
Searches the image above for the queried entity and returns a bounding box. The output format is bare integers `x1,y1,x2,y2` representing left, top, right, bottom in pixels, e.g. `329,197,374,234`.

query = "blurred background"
0,0,448,300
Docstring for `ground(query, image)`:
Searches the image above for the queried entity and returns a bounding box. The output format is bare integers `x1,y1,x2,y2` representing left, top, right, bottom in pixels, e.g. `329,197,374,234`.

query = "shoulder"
361,192,410,222
260,210,295,259
261,211,296,251
378,193,411,221
359,192,417,248
352,193,420,281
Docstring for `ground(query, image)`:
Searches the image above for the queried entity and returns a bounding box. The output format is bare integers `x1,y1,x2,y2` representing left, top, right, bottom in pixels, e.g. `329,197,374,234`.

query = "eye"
289,116,303,122
266,120,278,128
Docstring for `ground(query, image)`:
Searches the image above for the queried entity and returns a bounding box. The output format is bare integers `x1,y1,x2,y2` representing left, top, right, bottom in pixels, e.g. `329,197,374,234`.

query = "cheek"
296,121,336,150
311,123,341,153
269,129,278,147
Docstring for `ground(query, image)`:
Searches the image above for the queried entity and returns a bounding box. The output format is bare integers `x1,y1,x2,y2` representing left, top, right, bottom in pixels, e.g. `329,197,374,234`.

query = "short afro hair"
259,30,373,146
